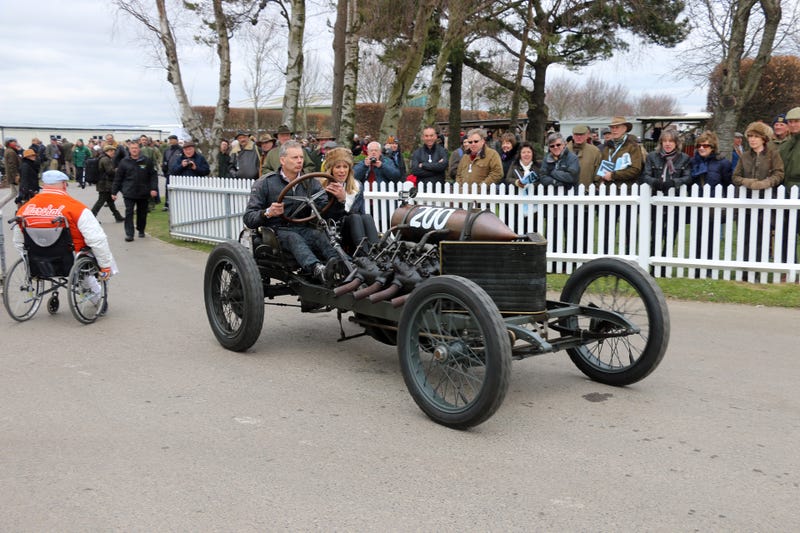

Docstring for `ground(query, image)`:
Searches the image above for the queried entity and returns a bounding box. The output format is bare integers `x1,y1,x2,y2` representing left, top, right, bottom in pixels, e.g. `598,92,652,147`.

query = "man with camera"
170,141,210,177
354,141,401,186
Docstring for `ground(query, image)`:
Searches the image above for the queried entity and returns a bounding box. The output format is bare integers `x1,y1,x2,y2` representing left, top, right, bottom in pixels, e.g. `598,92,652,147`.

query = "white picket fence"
168,176,800,283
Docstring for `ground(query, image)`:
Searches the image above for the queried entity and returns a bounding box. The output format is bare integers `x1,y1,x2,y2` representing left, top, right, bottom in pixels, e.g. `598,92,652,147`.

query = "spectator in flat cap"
771,114,789,146
262,124,316,174
161,134,183,211
229,130,261,180
170,141,210,179
731,131,744,169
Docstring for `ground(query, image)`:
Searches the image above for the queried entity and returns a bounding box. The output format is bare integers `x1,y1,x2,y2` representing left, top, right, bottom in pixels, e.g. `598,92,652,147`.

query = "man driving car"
243,141,338,282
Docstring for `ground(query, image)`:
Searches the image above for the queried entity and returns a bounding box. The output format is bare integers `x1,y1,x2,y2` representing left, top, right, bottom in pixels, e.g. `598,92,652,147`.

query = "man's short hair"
467,128,486,140
279,139,303,157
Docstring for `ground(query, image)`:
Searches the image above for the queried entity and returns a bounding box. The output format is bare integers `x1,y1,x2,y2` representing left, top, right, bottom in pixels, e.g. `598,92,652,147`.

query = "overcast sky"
0,1,707,129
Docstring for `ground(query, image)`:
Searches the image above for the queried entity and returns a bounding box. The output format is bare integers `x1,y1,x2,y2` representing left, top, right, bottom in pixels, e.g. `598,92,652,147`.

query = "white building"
1,123,175,147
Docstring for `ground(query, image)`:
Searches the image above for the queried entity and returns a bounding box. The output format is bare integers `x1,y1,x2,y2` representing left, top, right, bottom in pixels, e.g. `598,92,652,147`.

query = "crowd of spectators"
4,108,799,274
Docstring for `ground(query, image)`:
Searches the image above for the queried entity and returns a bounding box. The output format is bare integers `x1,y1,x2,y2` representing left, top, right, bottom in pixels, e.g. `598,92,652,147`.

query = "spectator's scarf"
660,148,679,180
691,153,710,178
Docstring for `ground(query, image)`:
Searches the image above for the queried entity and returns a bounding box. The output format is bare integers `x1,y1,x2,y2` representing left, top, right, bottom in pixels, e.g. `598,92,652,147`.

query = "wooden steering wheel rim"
276,171,336,224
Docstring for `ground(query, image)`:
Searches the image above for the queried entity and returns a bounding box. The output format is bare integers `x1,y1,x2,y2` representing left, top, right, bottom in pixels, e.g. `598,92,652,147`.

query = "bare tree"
578,76,634,117
544,77,581,120
113,0,265,171
340,0,362,147
545,76,675,119
357,46,394,104
376,0,439,139
418,2,500,132
684,0,784,155
461,62,497,110
276,0,306,130
297,52,330,135
240,19,282,134
331,0,348,140
635,94,680,116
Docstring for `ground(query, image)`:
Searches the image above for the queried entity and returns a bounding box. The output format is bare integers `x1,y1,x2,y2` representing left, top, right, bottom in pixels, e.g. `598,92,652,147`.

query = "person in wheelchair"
13,170,117,285
320,147,379,256
243,141,338,283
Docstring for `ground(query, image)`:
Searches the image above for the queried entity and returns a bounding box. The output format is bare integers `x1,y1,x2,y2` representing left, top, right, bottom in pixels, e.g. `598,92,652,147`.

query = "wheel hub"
433,344,449,362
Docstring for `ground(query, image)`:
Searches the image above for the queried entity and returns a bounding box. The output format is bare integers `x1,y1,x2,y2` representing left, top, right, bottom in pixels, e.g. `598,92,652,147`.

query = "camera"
369,157,377,163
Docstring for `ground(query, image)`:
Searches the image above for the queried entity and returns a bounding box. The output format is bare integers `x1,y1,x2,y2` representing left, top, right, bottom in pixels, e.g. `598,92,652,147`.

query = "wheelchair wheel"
47,293,60,314
3,258,44,322
67,255,107,324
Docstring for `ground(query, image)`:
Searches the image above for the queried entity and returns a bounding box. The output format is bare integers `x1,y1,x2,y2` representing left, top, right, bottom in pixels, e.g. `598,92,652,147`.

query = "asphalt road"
1,185,798,531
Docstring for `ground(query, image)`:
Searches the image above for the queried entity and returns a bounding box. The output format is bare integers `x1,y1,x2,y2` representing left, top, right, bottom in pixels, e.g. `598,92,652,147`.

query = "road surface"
1,185,798,530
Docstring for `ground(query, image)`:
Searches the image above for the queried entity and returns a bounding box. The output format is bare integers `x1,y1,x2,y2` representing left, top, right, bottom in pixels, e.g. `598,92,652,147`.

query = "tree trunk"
447,44,464,151
378,0,437,140
282,0,306,131
154,0,203,138
419,6,469,138
525,61,549,150
509,1,533,131
340,0,360,147
331,0,348,141
714,0,781,157
206,0,232,174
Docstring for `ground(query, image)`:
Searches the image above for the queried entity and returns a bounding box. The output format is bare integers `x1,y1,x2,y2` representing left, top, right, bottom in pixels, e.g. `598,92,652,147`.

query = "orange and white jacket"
13,189,115,269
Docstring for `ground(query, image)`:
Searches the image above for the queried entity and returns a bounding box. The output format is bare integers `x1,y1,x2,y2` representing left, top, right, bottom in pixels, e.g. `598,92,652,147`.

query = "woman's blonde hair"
323,147,358,195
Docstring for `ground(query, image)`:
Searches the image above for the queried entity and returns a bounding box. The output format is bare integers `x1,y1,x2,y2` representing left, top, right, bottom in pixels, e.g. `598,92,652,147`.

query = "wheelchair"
3,216,108,324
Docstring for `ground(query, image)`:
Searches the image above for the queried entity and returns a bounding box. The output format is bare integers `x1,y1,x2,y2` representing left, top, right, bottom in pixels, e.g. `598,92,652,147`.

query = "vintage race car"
204,173,669,428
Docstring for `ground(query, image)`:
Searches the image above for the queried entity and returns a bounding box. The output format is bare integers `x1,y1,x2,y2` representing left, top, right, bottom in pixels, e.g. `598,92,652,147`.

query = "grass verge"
147,208,215,254
547,272,800,308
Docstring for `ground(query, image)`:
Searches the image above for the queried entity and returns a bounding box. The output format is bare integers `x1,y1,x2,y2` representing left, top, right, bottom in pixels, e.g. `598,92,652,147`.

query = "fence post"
638,183,652,271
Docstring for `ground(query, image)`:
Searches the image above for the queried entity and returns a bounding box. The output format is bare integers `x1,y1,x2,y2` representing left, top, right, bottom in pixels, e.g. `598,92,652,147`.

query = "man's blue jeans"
276,225,337,271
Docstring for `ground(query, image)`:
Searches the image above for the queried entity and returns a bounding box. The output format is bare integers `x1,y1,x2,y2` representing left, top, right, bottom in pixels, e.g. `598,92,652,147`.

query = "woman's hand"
326,182,346,202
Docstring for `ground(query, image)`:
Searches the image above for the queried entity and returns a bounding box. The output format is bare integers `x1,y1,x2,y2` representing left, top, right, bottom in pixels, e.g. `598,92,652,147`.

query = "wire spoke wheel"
3,258,44,322
398,276,511,429
204,241,264,352
560,258,669,386
68,255,107,324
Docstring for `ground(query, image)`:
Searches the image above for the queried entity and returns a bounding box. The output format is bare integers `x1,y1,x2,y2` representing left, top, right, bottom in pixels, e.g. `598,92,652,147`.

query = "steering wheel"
276,172,336,224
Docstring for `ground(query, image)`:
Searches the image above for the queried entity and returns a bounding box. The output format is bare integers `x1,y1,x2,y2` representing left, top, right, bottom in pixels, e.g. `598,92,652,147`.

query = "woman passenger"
322,147,379,255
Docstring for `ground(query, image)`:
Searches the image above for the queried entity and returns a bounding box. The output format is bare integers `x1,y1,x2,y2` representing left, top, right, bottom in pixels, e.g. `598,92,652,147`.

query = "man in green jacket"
778,107,800,266
262,124,316,175
778,107,800,189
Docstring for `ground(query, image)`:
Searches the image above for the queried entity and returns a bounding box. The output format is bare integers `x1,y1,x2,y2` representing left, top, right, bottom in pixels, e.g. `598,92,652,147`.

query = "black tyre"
2,258,43,322
560,258,669,386
398,276,512,429
68,255,107,324
47,294,60,314
204,241,264,352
